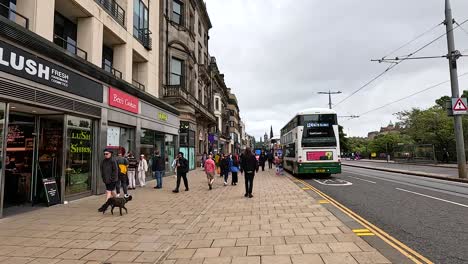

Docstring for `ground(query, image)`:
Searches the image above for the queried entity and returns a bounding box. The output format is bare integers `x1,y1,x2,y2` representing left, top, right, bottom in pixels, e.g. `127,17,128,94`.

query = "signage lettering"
306,122,330,128
158,112,168,121
108,87,139,114
0,40,103,102
70,130,92,153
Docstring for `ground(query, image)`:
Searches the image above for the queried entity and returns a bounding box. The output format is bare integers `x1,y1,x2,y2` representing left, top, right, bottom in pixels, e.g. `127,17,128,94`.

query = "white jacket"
138,159,148,172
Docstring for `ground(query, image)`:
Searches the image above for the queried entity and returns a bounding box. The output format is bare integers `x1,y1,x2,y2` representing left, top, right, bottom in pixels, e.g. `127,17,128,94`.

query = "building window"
172,0,183,25
102,45,113,73
133,0,149,36
198,43,202,64
54,12,78,54
170,57,183,85
198,20,201,35
215,98,219,110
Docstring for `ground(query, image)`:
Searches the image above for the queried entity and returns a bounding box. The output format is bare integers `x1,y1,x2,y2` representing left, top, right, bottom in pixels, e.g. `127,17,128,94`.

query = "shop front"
0,39,103,217
179,121,196,170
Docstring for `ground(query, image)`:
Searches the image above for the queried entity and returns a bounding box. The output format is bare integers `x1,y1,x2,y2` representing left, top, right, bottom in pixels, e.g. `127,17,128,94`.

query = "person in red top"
204,154,216,190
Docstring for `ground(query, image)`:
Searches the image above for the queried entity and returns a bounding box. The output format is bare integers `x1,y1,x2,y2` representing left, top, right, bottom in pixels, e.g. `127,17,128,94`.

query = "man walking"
173,152,189,193
152,150,166,189
98,149,118,212
115,152,129,196
259,151,266,171
267,151,274,169
204,154,216,190
240,147,259,198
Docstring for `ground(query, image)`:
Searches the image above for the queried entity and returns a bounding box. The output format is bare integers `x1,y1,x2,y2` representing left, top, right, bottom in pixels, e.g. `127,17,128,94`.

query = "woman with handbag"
231,154,240,185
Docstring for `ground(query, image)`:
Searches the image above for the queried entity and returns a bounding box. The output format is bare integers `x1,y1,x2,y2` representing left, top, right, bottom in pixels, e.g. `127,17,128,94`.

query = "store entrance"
3,104,63,215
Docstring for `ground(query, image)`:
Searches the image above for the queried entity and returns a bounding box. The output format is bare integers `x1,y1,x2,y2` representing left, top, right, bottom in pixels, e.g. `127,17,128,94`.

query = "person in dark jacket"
240,147,259,198
267,151,274,169
173,152,189,193
259,151,266,171
115,152,129,196
220,154,230,186
152,150,166,189
98,148,119,212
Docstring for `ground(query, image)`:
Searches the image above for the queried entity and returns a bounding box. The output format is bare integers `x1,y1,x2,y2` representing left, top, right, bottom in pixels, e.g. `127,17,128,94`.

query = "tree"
338,125,349,153
368,132,413,155
270,126,273,139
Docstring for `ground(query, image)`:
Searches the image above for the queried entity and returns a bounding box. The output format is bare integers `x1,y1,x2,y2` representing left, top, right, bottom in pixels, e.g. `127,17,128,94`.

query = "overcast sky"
205,0,468,139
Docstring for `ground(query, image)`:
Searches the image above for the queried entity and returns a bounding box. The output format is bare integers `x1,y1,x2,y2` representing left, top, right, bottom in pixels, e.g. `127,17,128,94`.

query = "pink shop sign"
108,87,139,114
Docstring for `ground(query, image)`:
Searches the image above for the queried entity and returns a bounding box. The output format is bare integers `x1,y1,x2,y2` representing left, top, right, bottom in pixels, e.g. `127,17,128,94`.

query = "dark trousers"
244,173,254,195
232,172,238,184
261,163,265,171
116,178,128,195
175,173,188,190
223,170,229,183
268,160,273,169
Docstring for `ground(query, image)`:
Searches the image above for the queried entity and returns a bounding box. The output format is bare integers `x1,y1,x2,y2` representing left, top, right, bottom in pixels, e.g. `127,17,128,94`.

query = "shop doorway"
3,104,63,215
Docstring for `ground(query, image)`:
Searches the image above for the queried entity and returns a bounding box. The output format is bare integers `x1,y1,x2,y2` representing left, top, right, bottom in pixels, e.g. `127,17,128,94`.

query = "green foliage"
368,133,413,154
338,125,349,152
347,137,370,154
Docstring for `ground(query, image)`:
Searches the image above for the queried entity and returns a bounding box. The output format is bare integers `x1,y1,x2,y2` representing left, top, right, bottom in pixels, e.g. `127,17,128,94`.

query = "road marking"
293,176,433,264
348,175,377,184
396,188,468,208
353,228,375,236
313,179,353,186
353,229,370,232
302,187,311,190
318,200,330,204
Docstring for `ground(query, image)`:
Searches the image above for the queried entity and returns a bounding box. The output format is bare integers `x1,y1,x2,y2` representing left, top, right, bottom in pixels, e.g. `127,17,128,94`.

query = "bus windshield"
301,114,337,148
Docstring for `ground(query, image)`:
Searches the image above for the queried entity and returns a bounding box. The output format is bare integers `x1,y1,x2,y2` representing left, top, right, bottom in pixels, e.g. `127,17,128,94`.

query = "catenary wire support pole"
445,0,466,178
318,90,342,109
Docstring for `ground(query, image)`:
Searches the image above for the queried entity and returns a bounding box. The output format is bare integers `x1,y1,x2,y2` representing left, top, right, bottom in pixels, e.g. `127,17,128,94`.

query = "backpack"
118,163,127,175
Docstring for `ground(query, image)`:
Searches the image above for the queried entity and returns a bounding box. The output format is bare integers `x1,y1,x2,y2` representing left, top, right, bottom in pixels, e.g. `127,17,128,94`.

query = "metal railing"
164,85,216,121
102,61,122,79
133,27,152,50
132,79,145,91
53,35,87,60
0,2,29,29
95,0,125,27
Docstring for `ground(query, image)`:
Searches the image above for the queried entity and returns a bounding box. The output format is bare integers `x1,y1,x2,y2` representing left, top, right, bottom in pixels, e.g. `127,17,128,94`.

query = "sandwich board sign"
452,98,468,115
43,178,61,206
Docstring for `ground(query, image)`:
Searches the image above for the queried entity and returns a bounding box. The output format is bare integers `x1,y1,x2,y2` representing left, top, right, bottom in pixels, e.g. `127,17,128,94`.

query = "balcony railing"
133,27,152,50
102,61,122,79
95,0,125,27
0,2,29,29
132,79,145,91
53,35,87,60
164,85,216,121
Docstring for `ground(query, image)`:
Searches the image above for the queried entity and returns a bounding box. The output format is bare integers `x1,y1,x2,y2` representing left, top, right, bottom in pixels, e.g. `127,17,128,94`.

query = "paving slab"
0,168,395,263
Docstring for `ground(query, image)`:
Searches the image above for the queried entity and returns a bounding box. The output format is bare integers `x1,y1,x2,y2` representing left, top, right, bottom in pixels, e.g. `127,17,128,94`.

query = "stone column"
17,0,55,41
77,17,103,66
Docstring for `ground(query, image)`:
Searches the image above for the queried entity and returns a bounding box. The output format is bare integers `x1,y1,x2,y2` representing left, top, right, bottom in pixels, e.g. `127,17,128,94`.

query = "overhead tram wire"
334,18,468,108
351,71,468,119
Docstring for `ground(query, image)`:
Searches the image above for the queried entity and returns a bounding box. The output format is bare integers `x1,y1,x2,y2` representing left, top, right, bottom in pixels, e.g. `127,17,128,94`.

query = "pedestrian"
240,147,259,198
267,151,274,169
259,151,266,171
442,148,449,163
214,152,221,176
152,150,166,189
231,154,240,185
201,152,207,169
173,152,189,193
204,154,216,190
127,152,138,190
137,154,148,187
220,154,230,186
115,152,129,196
98,149,118,212
171,158,177,178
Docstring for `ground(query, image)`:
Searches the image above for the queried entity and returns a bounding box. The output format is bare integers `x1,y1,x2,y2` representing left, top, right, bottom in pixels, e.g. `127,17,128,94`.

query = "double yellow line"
296,178,433,264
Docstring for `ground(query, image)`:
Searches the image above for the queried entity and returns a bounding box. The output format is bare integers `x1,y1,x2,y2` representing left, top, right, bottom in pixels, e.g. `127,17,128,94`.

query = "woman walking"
231,154,240,185
137,154,148,187
220,154,230,186
127,152,138,190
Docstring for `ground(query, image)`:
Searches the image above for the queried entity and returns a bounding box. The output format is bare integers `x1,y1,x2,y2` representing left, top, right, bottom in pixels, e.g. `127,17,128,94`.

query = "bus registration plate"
316,169,326,173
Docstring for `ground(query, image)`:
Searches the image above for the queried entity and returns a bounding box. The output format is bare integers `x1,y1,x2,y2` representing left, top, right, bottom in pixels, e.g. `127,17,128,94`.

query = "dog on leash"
99,194,132,216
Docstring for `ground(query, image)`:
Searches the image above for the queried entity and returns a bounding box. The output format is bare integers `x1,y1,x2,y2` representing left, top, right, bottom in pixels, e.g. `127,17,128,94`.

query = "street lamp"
318,91,342,109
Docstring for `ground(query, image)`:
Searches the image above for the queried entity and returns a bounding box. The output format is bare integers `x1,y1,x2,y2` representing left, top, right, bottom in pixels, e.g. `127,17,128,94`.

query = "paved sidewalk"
0,168,391,264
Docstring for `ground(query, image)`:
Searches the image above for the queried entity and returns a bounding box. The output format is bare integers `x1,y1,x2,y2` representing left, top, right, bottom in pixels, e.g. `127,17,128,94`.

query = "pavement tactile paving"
0,168,392,263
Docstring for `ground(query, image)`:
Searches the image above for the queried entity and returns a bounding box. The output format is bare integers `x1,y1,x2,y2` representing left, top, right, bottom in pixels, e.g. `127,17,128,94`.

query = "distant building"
367,121,401,139
367,131,379,139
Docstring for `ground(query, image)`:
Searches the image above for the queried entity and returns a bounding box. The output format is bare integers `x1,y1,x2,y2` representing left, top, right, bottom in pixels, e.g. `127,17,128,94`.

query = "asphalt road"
302,166,468,264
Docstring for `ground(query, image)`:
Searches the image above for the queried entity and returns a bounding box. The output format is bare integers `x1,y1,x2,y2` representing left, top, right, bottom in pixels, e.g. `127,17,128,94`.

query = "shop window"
65,116,93,195
53,11,78,55
107,125,135,155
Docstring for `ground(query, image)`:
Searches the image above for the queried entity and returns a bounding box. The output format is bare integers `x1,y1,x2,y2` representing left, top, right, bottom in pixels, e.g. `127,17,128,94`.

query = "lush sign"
0,40,103,102
158,112,168,121
70,130,91,153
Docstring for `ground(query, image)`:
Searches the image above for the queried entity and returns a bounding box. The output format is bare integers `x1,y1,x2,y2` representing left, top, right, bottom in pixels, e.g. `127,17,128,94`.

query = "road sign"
452,98,468,115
